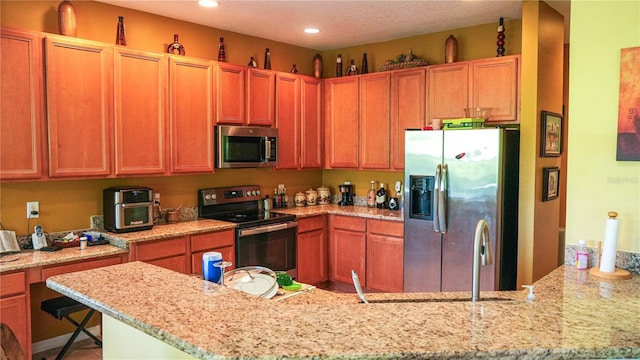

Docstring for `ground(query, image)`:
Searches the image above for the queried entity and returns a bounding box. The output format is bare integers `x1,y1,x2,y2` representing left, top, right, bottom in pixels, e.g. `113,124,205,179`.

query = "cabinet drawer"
368,219,404,237
136,237,188,261
191,230,234,253
297,215,326,233
0,272,26,297
40,256,124,282
331,215,366,232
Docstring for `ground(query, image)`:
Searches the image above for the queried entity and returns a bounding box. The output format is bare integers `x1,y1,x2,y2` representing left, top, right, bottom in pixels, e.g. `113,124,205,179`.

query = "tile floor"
31,281,364,360
32,338,101,360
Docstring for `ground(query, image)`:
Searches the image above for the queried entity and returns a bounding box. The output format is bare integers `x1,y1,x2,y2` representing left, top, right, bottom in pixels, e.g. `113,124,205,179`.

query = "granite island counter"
46,262,639,359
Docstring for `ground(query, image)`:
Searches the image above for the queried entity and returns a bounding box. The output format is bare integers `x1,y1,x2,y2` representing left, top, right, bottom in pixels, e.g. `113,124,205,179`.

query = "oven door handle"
238,221,298,237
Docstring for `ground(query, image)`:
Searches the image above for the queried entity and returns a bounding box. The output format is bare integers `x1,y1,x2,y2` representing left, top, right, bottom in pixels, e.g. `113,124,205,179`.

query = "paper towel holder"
588,212,632,280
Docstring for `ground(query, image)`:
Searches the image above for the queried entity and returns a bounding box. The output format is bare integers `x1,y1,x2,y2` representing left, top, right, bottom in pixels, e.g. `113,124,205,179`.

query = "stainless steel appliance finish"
403,128,519,292
198,185,297,278
103,186,154,233
215,125,278,168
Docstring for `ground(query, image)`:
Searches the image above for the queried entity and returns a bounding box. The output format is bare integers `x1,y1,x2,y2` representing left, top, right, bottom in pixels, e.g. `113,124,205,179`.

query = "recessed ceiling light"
304,28,320,34
198,0,219,7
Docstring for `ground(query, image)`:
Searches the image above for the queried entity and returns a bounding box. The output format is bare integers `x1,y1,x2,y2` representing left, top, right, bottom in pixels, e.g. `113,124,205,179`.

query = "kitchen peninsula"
46,261,639,359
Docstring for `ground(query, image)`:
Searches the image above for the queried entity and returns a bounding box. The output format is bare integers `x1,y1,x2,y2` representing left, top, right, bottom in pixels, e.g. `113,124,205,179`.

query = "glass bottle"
576,240,588,270
115,16,126,46
376,183,387,209
248,56,258,68
346,59,358,76
290,64,298,74
336,54,343,77
264,48,271,70
366,181,376,208
361,53,369,74
217,37,226,62
167,34,185,55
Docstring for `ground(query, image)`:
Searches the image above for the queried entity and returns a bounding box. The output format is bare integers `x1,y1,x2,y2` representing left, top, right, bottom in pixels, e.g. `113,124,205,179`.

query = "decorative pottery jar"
305,189,318,206
317,186,331,205
294,192,306,207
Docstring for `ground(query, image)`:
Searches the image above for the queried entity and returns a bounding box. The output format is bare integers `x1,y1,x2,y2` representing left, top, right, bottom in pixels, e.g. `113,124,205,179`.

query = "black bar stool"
40,296,102,360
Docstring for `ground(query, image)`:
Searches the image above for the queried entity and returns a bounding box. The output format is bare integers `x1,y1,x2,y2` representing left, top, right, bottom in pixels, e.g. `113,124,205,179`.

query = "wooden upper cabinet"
246,68,275,126
427,62,469,122
391,68,426,170
0,28,45,181
470,55,520,123
45,35,113,178
300,76,322,169
216,62,245,125
275,72,300,169
324,77,359,169
168,56,215,174
359,73,391,169
113,48,167,176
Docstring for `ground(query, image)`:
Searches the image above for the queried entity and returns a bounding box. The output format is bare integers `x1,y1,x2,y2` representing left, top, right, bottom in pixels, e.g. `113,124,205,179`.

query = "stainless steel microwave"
215,125,278,168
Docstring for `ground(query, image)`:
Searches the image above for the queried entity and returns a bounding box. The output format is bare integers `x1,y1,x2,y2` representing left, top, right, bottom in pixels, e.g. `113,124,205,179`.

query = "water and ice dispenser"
409,175,434,220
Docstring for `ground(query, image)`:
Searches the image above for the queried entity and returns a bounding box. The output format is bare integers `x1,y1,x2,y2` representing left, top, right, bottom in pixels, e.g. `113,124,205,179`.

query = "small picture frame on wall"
543,167,560,202
540,111,563,157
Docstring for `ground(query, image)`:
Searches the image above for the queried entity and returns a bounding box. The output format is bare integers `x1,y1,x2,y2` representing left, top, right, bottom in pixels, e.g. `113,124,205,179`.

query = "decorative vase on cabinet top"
58,0,77,37
445,35,457,63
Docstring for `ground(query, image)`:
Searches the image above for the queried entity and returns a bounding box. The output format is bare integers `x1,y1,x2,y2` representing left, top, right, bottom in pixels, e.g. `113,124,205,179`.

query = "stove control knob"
252,190,257,196
205,194,211,200
211,194,217,200
256,190,261,196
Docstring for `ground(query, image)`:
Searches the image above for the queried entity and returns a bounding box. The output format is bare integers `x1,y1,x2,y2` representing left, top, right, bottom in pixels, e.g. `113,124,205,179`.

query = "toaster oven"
103,186,154,233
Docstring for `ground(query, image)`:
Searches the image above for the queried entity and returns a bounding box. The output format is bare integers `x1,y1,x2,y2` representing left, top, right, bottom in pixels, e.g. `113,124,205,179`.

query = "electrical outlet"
27,201,39,219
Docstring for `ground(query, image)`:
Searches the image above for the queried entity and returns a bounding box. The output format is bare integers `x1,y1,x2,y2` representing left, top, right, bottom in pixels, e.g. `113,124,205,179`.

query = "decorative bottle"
361,53,369,74
497,17,506,57
346,59,358,76
217,37,226,62
576,240,588,270
153,193,162,224
167,34,185,55
313,53,323,78
264,48,271,70
336,54,343,77
376,183,388,209
366,181,376,208
444,35,457,63
57,0,77,37
290,64,298,74
248,56,258,68
115,16,126,46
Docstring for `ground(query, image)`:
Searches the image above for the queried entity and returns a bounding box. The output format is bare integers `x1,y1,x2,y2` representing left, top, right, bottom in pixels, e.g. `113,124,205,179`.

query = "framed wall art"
542,167,560,202
540,111,563,157
616,46,640,161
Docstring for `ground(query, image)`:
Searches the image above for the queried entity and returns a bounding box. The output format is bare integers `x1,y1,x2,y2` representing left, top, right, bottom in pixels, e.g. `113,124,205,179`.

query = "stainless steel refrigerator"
403,128,519,292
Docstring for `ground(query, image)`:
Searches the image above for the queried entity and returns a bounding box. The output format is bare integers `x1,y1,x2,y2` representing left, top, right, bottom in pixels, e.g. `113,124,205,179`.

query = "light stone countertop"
0,245,127,272
272,204,404,221
46,262,640,359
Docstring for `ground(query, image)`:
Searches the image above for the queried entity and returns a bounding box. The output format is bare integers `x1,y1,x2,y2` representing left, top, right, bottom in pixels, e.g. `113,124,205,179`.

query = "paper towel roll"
599,217,619,273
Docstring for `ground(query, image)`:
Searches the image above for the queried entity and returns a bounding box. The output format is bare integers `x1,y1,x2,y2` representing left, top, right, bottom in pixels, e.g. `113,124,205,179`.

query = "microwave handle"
263,137,271,161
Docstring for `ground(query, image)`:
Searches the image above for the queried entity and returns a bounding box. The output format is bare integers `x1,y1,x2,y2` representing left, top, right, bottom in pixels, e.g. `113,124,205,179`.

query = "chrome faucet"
472,219,493,302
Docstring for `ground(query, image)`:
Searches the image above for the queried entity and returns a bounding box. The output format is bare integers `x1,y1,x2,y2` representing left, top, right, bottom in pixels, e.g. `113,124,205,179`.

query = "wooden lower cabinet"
0,271,30,359
296,215,328,285
132,236,189,274
190,229,235,275
366,219,404,292
329,215,366,286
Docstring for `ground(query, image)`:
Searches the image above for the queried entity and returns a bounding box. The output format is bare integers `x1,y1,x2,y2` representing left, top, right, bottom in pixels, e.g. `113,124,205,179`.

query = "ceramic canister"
305,188,318,206
317,186,331,205
202,252,222,283
294,192,306,207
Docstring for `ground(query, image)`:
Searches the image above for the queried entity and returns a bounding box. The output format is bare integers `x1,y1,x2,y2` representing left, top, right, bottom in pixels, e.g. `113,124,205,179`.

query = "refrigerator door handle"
433,164,441,233
439,164,448,233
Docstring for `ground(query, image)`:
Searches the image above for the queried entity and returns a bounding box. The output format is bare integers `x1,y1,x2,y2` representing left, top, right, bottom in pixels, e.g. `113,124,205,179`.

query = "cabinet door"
366,236,404,292
114,48,167,175
324,77,359,168
0,28,45,181
391,68,426,170
297,216,328,285
427,62,469,122
246,68,275,126
190,230,236,275
45,35,113,178
470,55,520,123
134,236,189,274
275,73,300,169
359,73,391,169
169,56,214,174
0,295,29,359
300,76,323,169
329,216,366,285
216,62,245,125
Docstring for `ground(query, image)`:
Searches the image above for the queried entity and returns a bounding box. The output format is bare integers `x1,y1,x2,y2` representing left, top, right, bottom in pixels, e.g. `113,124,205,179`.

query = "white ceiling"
96,0,571,50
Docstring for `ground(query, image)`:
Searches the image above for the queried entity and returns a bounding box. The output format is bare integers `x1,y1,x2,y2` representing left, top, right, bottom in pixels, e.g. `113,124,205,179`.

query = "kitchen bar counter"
46,262,640,359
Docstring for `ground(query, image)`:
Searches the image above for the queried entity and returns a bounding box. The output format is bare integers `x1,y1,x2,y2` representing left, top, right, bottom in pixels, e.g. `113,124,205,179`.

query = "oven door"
236,221,297,278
